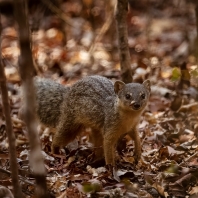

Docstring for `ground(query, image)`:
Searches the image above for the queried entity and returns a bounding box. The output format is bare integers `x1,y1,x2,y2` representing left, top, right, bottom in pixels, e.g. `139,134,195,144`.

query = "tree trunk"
0,16,24,198
14,0,50,197
115,0,133,83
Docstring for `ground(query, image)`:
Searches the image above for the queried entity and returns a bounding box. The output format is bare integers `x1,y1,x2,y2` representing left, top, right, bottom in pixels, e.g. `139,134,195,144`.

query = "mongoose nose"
133,103,141,110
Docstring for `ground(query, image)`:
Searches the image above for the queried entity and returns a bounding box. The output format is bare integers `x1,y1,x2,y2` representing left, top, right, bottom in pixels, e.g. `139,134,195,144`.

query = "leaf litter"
1,0,198,197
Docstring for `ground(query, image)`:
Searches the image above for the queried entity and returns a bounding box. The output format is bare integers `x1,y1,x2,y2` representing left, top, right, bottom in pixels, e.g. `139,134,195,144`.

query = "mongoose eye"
125,94,131,100
141,93,145,99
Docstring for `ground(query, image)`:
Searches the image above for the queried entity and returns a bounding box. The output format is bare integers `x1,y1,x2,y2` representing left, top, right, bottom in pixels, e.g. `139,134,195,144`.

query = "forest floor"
1,0,198,197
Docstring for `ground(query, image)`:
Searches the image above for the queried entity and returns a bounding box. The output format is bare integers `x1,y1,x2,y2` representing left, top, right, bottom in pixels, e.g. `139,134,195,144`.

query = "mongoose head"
114,80,150,112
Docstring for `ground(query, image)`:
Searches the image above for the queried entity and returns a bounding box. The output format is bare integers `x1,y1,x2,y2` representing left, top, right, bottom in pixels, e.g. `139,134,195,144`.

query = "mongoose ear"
143,79,151,92
114,80,125,94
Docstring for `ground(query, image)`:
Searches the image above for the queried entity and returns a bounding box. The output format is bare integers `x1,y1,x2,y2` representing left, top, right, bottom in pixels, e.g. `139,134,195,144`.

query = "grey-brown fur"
34,78,69,128
21,75,150,166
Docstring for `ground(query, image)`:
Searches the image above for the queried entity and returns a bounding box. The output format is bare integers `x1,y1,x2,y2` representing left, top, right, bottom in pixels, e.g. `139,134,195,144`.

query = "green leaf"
171,67,181,81
83,182,101,193
190,68,198,77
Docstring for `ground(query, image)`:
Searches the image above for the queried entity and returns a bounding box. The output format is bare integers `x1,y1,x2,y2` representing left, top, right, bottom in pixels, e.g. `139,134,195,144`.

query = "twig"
89,11,114,55
179,152,198,166
13,1,49,198
41,0,73,27
0,13,24,198
115,0,133,83
33,58,43,76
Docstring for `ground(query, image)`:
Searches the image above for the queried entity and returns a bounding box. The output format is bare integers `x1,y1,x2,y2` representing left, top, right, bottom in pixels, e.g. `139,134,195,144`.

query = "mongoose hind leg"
52,123,83,154
89,129,104,160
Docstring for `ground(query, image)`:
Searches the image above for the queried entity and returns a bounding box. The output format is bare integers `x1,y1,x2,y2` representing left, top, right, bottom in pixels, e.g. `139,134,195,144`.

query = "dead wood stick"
13,1,49,198
0,13,24,198
89,10,114,55
41,0,73,27
115,0,133,83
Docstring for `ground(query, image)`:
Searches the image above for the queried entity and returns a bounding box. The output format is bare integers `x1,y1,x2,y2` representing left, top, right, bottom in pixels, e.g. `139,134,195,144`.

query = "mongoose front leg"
128,127,142,162
103,132,119,166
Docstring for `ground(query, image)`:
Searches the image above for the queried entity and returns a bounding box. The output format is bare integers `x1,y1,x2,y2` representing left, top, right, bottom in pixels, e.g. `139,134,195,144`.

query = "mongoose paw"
106,164,120,181
106,164,114,172
134,153,141,164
